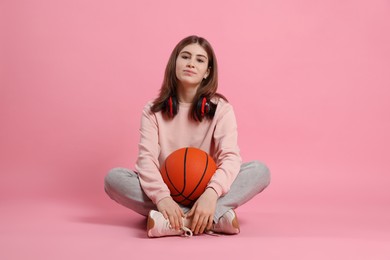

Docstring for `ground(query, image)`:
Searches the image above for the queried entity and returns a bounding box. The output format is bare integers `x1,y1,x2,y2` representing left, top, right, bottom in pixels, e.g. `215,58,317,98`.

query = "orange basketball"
160,147,217,206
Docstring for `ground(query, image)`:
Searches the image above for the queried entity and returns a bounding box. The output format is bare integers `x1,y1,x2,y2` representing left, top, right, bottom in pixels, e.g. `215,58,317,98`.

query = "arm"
135,104,184,229
187,102,241,234
208,102,242,196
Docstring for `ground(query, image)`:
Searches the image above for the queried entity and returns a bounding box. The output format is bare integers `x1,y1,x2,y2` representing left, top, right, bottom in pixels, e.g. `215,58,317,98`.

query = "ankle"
211,209,240,235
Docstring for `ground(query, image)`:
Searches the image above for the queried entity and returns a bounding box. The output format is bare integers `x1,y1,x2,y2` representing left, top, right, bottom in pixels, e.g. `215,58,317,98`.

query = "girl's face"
175,43,210,89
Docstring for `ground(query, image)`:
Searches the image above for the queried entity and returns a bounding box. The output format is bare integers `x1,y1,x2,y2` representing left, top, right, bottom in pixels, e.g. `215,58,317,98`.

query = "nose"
186,58,195,68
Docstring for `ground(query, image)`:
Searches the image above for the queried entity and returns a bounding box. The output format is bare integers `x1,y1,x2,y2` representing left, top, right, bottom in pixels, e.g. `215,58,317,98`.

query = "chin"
179,79,201,87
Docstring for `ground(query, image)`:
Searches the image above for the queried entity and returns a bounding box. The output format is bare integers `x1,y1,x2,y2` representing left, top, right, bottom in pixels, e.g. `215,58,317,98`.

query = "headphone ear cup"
197,97,210,118
204,99,210,114
166,96,178,117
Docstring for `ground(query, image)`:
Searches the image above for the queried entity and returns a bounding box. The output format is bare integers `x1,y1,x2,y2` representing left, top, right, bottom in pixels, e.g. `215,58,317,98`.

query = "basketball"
160,147,217,206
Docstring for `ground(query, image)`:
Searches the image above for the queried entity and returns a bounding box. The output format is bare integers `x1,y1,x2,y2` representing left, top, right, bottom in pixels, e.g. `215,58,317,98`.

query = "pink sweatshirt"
135,98,242,205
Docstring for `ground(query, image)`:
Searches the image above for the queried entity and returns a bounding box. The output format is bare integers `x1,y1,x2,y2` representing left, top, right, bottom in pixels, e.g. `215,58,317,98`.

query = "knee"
104,167,130,193
251,160,271,188
104,168,117,195
104,168,120,188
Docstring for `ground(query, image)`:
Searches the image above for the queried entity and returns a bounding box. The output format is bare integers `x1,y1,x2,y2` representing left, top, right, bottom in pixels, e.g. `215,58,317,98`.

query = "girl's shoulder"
140,100,158,118
142,100,156,111
212,96,233,112
208,96,235,122
144,100,154,109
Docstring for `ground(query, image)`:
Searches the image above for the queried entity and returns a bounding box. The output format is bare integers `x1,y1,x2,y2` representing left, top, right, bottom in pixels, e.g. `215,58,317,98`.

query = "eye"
181,54,190,59
197,59,205,63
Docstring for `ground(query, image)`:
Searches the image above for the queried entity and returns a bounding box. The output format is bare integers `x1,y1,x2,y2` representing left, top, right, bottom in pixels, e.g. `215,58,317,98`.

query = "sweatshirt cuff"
206,182,223,197
154,192,171,205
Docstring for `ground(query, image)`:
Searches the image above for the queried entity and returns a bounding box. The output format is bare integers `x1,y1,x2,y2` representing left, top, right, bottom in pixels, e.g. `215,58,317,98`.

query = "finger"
206,215,213,231
175,209,184,229
176,211,183,227
173,213,181,230
193,217,200,234
199,217,209,234
191,213,199,232
161,210,168,220
194,216,205,235
168,214,177,230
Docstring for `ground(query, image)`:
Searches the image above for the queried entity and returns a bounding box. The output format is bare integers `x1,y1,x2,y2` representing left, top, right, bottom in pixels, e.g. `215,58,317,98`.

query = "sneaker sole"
230,210,240,234
147,211,155,237
232,215,240,232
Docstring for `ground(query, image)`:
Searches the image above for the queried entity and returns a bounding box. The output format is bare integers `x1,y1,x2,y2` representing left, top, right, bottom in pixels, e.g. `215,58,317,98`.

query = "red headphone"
200,97,209,117
166,96,210,119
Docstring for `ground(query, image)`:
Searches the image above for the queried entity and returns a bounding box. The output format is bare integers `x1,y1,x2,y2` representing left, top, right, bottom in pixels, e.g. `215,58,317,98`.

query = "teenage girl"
104,35,270,237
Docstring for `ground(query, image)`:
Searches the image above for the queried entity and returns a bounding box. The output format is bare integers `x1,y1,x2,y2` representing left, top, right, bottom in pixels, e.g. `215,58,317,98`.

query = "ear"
204,68,211,79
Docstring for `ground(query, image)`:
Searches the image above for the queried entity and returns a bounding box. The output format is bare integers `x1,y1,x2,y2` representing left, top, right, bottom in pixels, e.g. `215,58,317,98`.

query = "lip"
183,70,196,75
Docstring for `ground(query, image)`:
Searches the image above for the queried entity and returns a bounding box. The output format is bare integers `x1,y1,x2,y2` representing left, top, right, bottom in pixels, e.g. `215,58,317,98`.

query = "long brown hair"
151,35,226,121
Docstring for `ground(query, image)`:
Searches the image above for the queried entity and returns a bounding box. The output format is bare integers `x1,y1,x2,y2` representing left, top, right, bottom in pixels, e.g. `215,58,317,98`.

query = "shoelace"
167,221,193,237
181,226,193,237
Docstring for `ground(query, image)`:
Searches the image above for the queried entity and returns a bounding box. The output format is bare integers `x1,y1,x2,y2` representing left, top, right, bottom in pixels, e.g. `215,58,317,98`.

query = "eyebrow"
180,51,208,60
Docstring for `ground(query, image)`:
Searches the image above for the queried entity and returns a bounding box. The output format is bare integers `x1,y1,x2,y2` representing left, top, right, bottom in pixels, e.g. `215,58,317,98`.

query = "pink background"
1,0,390,259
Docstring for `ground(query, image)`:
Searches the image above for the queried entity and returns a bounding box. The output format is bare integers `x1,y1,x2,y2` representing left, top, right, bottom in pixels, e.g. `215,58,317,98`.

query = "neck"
177,83,199,103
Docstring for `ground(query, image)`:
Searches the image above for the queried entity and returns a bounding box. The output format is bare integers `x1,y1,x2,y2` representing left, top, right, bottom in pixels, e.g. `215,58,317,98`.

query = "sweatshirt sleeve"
207,102,242,197
135,103,171,205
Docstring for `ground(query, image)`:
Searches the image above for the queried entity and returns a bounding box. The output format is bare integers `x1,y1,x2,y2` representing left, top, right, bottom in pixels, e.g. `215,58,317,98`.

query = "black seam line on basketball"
185,151,209,201
177,195,194,204
169,147,189,197
173,196,194,205
164,161,181,195
171,148,195,203
182,147,188,195
177,197,194,205
174,150,209,203
176,196,194,203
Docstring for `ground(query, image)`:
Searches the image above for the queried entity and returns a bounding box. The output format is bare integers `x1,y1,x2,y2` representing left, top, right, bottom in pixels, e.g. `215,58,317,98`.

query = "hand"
156,197,185,230
186,188,218,235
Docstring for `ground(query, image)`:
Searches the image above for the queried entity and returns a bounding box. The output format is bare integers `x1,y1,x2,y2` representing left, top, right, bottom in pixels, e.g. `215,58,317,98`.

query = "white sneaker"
211,209,240,234
147,210,193,238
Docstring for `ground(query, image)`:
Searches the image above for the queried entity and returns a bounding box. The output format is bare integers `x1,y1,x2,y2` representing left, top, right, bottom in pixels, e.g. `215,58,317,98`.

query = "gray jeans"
104,160,270,222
